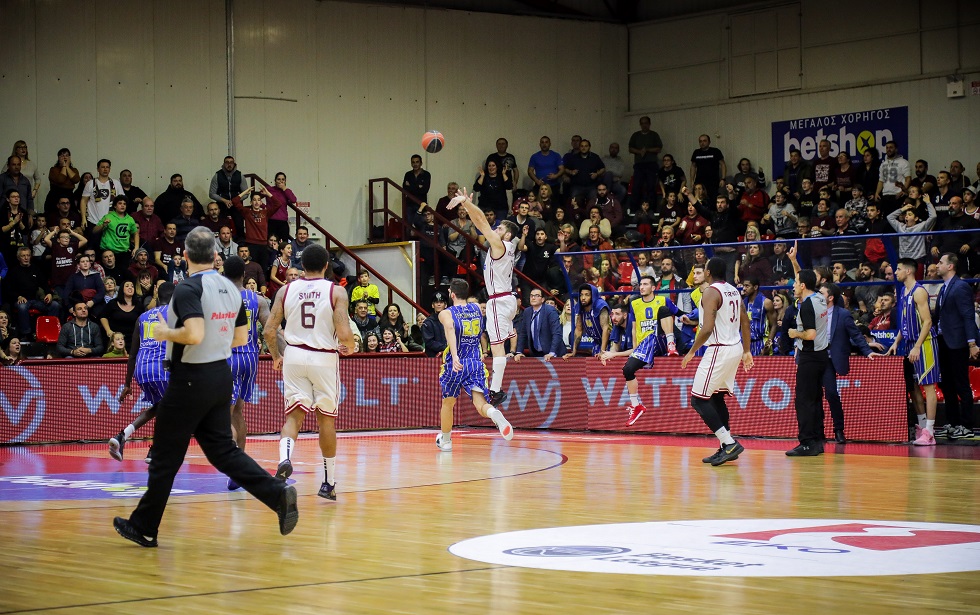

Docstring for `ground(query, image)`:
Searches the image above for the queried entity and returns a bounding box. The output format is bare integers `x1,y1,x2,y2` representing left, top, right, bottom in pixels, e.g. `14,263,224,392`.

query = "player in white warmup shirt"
681,257,754,466
264,244,356,501
447,187,520,406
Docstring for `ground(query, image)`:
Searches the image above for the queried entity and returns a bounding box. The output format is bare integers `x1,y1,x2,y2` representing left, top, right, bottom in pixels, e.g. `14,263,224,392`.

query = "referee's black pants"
129,361,285,537
795,351,829,445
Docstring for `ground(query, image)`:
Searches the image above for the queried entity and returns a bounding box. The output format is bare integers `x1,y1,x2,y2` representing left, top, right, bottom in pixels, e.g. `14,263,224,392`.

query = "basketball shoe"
912,430,936,446
318,481,337,501
666,341,679,357
275,459,293,481
711,440,744,466
436,433,453,452
626,403,647,426
109,431,126,461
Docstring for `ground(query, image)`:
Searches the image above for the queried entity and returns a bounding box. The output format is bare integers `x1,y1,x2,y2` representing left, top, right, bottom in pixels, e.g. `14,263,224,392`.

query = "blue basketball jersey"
232,288,262,354
745,293,766,341
899,283,935,352
134,305,169,384
447,302,484,361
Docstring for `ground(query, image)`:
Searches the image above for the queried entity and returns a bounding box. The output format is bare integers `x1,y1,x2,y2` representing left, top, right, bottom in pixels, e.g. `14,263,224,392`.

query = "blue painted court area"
0,472,231,501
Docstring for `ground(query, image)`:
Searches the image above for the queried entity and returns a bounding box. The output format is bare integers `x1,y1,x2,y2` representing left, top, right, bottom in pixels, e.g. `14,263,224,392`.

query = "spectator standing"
233,185,283,269
931,171,960,219
64,253,106,309
811,139,839,192
929,196,979,271
628,117,663,206
564,139,605,201
947,160,971,192
781,149,814,199
733,175,769,223
119,170,147,211
689,135,726,201
267,172,297,242
402,154,431,209
874,141,911,215
236,245,267,295
153,223,184,272
590,184,623,238
657,154,686,203
288,226,312,268
1,189,30,264
96,195,139,271
831,152,859,202
80,159,125,232
209,156,249,238
1,155,34,213
350,271,381,316
527,136,564,193
4,141,42,204
887,200,937,263
910,159,937,197
43,148,80,220
600,142,628,203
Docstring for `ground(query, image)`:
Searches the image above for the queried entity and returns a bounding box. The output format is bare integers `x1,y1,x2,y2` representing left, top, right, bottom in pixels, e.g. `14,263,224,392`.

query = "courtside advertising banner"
1,356,906,444
771,106,909,178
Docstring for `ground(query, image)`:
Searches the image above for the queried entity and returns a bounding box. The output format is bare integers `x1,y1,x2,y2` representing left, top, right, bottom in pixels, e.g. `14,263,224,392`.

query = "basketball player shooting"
447,187,520,406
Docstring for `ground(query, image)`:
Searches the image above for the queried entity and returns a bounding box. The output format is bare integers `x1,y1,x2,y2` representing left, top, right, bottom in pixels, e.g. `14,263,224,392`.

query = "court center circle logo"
449,519,980,577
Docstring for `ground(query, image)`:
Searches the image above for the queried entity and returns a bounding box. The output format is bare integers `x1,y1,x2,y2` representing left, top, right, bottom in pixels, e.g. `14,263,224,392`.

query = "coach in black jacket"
513,289,565,360
933,253,980,439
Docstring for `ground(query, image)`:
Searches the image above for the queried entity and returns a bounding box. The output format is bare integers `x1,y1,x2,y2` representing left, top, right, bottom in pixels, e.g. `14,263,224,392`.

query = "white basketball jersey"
484,239,516,295
283,278,338,351
701,281,742,346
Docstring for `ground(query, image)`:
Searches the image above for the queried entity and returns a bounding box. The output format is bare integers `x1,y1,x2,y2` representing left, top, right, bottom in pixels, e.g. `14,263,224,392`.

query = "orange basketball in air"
421,130,444,153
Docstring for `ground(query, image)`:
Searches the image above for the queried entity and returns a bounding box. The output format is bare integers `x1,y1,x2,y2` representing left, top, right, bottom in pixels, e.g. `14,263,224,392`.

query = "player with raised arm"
436,279,514,451
265,244,356,501
681,257,754,466
447,187,520,405
109,283,177,463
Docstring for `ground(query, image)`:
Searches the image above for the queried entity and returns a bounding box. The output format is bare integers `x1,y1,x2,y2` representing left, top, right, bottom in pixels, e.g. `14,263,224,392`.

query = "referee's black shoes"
785,443,823,457
277,484,299,536
113,517,158,548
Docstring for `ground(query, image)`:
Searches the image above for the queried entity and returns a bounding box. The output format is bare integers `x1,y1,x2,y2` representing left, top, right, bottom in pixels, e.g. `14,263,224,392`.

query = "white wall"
0,0,230,206
231,1,628,244
0,0,628,246
626,0,980,176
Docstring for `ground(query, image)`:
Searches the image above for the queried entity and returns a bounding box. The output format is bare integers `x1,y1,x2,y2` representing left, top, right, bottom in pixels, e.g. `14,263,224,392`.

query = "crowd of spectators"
2,127,979,368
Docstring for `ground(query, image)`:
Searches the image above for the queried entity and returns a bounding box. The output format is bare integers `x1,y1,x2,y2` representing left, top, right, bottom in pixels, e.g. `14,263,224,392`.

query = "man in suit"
933,253,980,439
513,288,565,361
819,282,879,443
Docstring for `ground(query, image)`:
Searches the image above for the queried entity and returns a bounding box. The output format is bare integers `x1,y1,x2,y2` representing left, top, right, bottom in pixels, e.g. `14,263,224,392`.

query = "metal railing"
244,173,427,316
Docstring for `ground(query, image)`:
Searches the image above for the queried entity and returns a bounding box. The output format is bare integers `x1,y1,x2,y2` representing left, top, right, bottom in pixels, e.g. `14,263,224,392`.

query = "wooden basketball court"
1,430,978,614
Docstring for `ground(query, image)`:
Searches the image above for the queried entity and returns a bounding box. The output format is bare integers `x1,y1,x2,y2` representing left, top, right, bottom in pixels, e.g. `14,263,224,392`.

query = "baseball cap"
432,291,447,303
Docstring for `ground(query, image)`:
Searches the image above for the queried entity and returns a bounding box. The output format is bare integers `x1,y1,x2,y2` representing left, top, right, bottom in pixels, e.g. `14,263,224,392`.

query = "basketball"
422,130,444,153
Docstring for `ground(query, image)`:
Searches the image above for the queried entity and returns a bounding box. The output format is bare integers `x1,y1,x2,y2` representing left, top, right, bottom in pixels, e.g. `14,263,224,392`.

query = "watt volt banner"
771,106,909,178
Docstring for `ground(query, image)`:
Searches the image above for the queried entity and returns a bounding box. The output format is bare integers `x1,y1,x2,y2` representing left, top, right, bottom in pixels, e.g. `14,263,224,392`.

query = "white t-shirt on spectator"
82,178,125,224
878,156,910,197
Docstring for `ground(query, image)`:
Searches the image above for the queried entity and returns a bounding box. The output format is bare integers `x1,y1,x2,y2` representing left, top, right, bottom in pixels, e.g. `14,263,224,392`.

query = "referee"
786,267,829,457
114,226,298,547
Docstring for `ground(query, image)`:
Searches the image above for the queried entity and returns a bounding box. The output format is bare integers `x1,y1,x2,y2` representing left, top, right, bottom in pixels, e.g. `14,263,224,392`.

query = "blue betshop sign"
771,106,909,177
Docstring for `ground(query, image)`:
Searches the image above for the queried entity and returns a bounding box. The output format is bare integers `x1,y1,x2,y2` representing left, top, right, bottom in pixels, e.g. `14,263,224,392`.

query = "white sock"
925,419,935,434
629,393,641,406
916,414,927,428
279,437,294,463
441,431,452,441
486,406,502,426
665,333,675,343
123,424,135,438
714,426,736,445
491,356,507,391
323,457,335,484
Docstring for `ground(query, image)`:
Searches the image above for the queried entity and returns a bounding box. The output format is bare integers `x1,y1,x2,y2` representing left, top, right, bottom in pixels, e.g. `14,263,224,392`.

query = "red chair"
35,317,61,344
969,367,980,402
